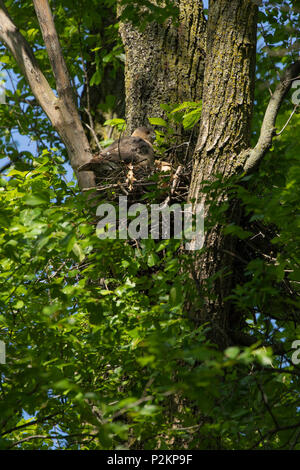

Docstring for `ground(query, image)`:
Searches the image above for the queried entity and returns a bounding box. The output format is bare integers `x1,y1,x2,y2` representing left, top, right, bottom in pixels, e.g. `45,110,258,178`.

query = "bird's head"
131,127,155,145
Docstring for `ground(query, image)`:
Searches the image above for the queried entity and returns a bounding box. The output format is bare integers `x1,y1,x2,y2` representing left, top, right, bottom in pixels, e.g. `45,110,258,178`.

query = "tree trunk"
188,0,258,346
118,0,206,147
117,0,258,347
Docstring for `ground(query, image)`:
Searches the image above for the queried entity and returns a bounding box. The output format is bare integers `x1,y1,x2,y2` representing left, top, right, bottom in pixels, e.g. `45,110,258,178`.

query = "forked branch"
0,1,57,122
0,0,95,190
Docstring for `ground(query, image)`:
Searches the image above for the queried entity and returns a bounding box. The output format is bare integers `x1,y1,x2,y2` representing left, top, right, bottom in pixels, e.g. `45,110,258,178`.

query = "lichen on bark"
188,0,258,346
118,0,206,142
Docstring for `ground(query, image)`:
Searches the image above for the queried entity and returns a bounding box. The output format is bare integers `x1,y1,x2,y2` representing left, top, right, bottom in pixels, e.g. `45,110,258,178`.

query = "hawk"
78,127,155,173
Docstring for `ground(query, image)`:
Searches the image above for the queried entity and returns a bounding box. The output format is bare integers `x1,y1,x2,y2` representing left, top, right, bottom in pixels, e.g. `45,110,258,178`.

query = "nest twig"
83,159,192,206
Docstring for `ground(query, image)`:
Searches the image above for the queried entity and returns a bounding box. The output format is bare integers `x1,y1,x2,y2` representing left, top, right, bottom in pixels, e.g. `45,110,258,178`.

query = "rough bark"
118,0,206,147
188,0,258,346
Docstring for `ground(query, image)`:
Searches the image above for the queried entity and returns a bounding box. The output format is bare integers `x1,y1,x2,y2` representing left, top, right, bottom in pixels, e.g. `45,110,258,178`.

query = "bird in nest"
78,127,155,174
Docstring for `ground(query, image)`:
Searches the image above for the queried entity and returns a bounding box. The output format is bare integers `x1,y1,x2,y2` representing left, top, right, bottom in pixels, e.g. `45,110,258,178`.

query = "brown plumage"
78,127,155,173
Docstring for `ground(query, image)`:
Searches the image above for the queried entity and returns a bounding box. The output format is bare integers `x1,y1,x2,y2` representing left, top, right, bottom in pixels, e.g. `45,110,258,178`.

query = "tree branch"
0,1,95,190
243,60,300,173
0,1,57,122
32,0,75,107
276,104,298,136
0,412,61,437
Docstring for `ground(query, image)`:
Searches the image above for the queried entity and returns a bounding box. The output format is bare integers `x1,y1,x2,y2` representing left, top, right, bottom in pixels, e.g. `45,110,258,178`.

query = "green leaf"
170,285,182,307
23,192,49,206
72,242,85,262
171,101,201,113
182,108,202,129
225,347,240,359
104,118,126,127
148,117,168,127
147,253,159,267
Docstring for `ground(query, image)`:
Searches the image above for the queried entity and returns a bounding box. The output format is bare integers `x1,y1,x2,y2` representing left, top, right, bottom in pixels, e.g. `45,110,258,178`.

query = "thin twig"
256,380,279,429
83,120,102,151
77,19,102,152
276,104,298,135
160,165,183,208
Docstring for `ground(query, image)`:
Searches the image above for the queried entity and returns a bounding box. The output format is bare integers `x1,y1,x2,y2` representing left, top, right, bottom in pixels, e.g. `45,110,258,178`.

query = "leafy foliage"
1,155,299,450
148,101,202,156
0,0,299,451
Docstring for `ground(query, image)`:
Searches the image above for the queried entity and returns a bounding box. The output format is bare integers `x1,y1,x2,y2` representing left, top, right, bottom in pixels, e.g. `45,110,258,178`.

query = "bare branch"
243,60,300,173
77,20,102,152
84,119,102,152
161,165,183,208
8,432,97,448
32,0,75,106
256,380,279,429
276,104,298,136
0,161,12,173
0,412,61,437
0,1,57,121
8,435,50,448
